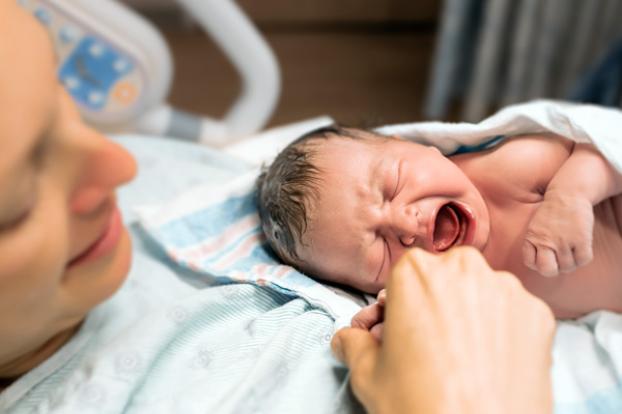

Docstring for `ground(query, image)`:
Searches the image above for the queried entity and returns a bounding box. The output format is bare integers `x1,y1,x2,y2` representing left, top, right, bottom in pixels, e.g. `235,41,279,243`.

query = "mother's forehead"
0,2,58,163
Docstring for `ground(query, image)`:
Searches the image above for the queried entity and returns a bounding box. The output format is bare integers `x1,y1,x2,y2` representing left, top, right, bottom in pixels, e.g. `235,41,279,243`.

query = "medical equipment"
19,0,281,146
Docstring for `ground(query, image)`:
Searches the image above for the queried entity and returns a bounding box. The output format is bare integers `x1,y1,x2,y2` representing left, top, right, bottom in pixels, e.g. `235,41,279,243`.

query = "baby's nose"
395,205,426,246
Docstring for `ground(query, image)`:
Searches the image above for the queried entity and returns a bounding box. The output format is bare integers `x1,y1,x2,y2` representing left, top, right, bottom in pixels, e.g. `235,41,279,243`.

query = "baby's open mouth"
433,203,467,251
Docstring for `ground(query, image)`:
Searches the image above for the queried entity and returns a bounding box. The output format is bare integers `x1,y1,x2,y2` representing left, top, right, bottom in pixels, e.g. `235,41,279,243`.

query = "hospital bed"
19,2,622,413
20,0,280,146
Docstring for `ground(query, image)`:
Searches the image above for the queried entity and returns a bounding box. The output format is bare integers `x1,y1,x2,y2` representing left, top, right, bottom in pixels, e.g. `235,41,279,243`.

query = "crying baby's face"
296,137,490,293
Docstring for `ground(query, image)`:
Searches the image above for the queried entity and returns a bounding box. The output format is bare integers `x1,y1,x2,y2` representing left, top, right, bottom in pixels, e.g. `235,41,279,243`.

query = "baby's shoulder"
490,133,573,160
472,134,574,199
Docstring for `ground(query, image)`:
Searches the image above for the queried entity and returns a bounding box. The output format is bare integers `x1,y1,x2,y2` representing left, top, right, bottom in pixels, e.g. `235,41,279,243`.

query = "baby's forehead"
311,133,427,168
311,132,387,156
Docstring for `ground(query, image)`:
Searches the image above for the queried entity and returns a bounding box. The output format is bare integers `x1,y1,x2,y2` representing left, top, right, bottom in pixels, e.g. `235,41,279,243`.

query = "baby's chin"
319,273,382,297
339,278,381,296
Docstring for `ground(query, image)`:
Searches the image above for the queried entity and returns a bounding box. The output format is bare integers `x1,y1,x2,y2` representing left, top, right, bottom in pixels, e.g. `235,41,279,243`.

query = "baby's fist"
523,192,594,277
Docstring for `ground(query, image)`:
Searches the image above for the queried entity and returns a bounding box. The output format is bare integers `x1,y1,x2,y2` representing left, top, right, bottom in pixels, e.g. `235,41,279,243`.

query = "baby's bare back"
458,134,622,318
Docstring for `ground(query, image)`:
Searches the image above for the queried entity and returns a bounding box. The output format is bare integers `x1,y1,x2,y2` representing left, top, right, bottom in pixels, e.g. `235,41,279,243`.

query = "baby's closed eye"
370,232,391,283
389,160,402,200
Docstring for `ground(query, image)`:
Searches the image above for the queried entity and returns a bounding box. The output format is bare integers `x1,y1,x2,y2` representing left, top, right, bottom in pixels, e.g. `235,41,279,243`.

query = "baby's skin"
296,132,622,321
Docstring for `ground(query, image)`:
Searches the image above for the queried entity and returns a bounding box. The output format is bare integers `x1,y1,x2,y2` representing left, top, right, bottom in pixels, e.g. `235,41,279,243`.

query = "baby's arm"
524,143,622,276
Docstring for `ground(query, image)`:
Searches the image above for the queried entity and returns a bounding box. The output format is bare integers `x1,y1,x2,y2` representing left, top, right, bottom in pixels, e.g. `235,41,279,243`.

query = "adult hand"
332,247,555,414
351,289,386,341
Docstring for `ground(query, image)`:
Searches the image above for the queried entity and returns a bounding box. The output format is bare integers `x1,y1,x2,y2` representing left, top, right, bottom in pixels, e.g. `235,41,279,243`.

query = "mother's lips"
67,207,123,268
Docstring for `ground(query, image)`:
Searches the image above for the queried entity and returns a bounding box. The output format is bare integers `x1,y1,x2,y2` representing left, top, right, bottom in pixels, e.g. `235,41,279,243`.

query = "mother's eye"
0,208,32,232
0,183,39,232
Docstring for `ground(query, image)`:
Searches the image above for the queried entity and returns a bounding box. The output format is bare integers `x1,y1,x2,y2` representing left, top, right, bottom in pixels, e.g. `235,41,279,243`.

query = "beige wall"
122,0,440,23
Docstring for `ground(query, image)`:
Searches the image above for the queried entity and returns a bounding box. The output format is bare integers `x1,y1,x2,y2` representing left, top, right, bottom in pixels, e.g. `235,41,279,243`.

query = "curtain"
425,0,622,121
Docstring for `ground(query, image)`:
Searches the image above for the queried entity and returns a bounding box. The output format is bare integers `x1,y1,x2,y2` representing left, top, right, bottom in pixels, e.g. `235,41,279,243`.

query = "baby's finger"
377,289,387,306
573,244,594,267
556,244,576,274
535,247,560,277
522,240,537,270
351,303,384,331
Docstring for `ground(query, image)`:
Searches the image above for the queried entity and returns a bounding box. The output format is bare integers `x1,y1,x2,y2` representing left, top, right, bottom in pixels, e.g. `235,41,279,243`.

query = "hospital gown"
0,136,362,414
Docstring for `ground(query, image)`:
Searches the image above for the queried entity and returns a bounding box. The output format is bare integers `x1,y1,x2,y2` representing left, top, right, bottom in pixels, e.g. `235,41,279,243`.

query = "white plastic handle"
175,0,281,145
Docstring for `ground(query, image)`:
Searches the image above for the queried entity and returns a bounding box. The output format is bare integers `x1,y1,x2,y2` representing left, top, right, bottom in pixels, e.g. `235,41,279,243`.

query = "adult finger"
381,250,430,345
370,323,384,342
331,328,379,375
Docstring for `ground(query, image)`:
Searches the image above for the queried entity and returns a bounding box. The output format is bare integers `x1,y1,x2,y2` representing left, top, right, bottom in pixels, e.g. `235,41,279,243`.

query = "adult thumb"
332,327,379,376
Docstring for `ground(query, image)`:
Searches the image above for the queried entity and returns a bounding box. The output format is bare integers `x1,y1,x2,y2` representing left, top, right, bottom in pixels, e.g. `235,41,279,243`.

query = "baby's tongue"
433,204,459,251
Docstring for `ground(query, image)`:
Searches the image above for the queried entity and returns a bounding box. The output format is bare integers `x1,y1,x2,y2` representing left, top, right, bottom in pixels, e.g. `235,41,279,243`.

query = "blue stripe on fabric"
201,243,319,289
451,135,505,155
206,244,280,274
198,226,262,265
156,193,257,248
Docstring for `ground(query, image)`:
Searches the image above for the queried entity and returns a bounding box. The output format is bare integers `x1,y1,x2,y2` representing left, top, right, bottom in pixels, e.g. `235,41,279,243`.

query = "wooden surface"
237,0,440,24
163,25,437,128
126,0,442,128
124,0,440,24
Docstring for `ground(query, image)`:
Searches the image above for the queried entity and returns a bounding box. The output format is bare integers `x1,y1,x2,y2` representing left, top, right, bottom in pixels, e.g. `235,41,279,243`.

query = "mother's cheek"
0,201,69,301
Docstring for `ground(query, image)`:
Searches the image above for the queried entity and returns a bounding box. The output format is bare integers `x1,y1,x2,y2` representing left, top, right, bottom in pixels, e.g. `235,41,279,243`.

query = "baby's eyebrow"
367,156,390,194
368,157,383,187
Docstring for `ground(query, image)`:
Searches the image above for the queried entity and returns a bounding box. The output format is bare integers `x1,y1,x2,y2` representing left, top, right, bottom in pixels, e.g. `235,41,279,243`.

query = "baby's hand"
351,289,386,341
523,191,594,277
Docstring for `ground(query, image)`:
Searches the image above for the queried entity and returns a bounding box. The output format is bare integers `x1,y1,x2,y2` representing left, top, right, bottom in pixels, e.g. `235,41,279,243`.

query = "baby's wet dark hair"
255,125,388,267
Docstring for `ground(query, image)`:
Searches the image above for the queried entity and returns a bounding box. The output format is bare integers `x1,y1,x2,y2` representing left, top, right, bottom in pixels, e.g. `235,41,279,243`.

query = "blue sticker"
58,36,134,111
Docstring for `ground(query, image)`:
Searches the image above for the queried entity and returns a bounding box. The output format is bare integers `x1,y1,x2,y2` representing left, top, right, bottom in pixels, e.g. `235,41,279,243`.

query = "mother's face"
0,4,136,374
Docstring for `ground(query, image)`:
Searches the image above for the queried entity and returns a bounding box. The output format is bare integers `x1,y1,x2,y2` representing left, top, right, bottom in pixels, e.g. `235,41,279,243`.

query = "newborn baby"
256,126,622,319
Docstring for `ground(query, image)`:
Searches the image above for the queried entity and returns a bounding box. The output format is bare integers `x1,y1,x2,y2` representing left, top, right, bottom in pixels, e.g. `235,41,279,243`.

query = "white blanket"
138,100,622,411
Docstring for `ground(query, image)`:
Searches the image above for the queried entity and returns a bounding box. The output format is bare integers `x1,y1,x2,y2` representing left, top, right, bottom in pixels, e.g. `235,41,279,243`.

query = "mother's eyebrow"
21,96,56,166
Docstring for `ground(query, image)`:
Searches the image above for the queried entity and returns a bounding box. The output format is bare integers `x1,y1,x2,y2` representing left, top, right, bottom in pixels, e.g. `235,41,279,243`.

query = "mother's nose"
53,89,136,215
69,128,137,215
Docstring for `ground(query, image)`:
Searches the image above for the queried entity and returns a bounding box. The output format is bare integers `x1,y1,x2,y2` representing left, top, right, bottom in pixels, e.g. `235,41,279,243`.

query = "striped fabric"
138,171,365,327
